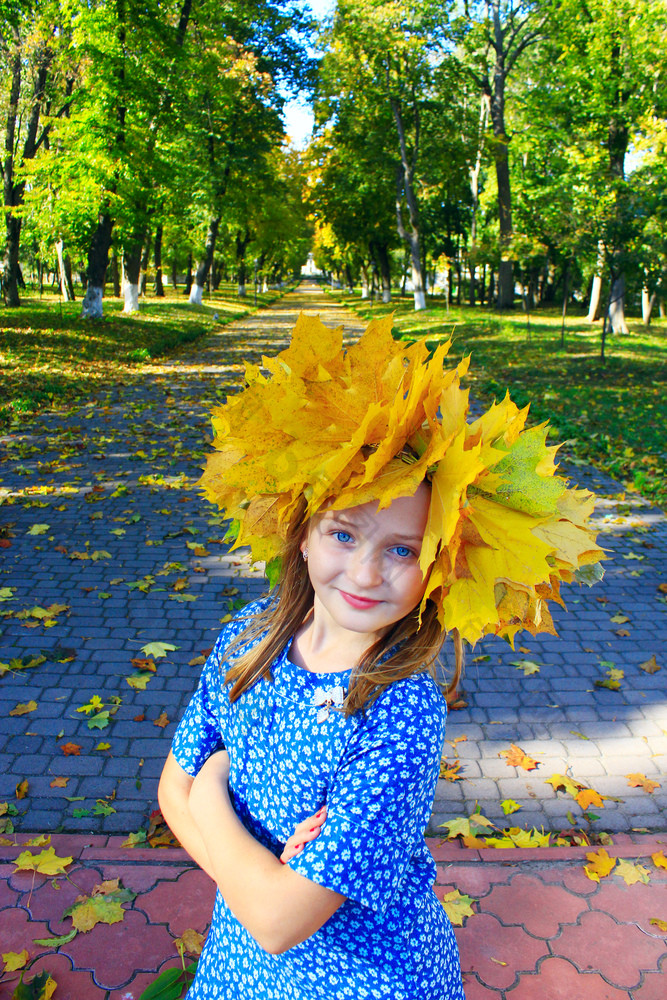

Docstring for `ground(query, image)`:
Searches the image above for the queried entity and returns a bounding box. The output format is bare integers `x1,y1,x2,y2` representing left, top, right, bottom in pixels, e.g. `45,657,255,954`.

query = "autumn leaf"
609,613,629,624
126,673,152,690
94,742,111,752
627,773,660,794
584,848,616,882
499,744,539,771
14,847,73,876
639,655,661,674
64,879,136,933
9,700,38,716
131,657,156,672
154,712,169,729
501,799,522,816
76,695,105,715
511,660,541,676
651,851,667,870
650,918,667,933
49,777,68,789
575,788,604,810
27,524,50,535
173,928,206,959
616,859,650,886
59,742,81,756
140,641,178,659
87,711,111,730
441,890,476,926
32,930,77,948
3,949,29,972
486,828,550,849
9,970,58,1000
15,779,29,800
440,812,495,841
595,666,624,691
121,830,147,848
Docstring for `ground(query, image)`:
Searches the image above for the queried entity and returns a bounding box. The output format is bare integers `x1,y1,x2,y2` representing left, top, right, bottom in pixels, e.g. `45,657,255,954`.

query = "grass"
0,282,288,430
329,289,667,509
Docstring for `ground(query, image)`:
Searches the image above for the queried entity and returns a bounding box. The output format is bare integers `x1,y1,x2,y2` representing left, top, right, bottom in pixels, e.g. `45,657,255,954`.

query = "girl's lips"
339,591,382,609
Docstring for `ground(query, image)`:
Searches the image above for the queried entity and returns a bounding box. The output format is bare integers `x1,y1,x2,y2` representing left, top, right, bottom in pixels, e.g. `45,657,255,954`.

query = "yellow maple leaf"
616,859,651,886
173,928,207,959
2,949,29,972
651,851,667,870
499,744,539,771
584,848,617,882
441,890,476,926
627,773,660,794
64,879,136,932
650,918,667,932
9,700,37,716
14,846,73,876
576,788,605,810
439,759,464,781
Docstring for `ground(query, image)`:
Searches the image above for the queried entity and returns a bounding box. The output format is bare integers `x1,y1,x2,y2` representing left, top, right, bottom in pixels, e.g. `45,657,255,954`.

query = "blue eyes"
331,531,414,558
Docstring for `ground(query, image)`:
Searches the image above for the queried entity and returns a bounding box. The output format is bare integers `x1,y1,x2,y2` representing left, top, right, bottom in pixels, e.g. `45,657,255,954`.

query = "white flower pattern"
171,599,465,1000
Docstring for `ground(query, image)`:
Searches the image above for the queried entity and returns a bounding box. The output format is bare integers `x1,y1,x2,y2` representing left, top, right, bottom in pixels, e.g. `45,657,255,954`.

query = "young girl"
158,313,602,999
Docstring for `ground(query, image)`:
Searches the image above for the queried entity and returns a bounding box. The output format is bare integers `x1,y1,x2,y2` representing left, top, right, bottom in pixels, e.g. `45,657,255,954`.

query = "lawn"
330,289,667,509
0,283,286,431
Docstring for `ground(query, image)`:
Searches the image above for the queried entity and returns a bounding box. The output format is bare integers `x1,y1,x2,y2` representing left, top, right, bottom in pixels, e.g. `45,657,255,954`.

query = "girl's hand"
280,806,327,864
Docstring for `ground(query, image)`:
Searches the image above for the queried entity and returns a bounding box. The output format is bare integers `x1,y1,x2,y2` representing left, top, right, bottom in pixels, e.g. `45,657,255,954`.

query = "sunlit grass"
0,283,287,429
332,290,667,508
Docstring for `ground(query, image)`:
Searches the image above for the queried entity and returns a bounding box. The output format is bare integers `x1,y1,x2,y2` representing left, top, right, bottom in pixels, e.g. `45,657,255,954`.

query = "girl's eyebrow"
327,514,423,543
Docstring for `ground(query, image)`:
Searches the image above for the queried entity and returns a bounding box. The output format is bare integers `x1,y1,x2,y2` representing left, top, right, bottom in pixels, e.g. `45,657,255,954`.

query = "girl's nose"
348,547,383,588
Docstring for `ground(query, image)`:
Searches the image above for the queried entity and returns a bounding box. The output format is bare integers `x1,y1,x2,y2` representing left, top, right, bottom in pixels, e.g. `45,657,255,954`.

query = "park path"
1,281,666,999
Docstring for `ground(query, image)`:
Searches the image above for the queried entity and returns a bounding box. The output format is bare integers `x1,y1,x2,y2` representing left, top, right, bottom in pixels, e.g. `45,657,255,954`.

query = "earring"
302,549,309,562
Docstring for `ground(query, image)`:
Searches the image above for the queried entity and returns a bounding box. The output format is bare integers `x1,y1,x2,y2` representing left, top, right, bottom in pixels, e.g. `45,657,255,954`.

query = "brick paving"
1,282,667,996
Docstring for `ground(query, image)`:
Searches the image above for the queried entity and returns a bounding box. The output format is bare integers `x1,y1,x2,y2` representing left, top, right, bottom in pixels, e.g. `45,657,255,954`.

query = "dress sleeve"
170,632,228,776
287,674,447,914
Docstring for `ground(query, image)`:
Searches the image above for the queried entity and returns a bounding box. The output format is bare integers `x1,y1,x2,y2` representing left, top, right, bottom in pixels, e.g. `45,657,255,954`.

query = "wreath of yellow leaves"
200,312,604,644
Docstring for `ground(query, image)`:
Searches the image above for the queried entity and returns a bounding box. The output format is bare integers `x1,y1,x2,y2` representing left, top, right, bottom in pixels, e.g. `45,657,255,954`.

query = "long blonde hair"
224,496,463,715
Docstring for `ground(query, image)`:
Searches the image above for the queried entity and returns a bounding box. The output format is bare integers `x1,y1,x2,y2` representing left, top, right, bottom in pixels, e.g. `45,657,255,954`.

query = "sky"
283,0,336,149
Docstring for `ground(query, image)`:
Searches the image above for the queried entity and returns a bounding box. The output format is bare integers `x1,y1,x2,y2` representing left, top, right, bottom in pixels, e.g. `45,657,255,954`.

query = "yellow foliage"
14,847,72,876
200,313,603,643
584,848,617,882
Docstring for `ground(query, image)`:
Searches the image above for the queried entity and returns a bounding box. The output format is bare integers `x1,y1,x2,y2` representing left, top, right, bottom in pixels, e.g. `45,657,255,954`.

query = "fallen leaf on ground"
439,759,464,781
575,788,604,810
610,613,629,624
10,701,38,716
15,779,29,800
499,744,538,771
584,848,616,882
121,830,147,848
440,812,495,841
154,712,169,729
2,949,29,972
140,641,178,659
511,660,541,676
627,773,660,794
173,928,207,959
651,851,667,870
126,673,152,690
639,656,661,674
64,879,136,932
441,890,476,926
59,742,81,756
14,847,73,876
9,969,57,999
595,667,624,691
130,657,156,672
32,930,77,948
501,799,522,816
649,918,667,932
50,777,69,789
616,859,651,885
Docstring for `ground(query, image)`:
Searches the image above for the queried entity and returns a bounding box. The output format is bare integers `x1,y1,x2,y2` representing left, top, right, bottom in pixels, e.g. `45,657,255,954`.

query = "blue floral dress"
171,599,465,1000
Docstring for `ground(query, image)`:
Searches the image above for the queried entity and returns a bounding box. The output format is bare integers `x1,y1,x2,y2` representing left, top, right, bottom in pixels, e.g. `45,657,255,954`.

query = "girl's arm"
158,751,216,880
186,750,345,955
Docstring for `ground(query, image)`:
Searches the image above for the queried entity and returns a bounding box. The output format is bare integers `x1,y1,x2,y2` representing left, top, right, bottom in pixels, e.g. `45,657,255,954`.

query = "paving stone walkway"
1,281,667,998
2,832,666,999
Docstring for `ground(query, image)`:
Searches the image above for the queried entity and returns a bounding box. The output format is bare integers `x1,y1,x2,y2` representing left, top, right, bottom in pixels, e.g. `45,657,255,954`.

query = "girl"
158,313,601,999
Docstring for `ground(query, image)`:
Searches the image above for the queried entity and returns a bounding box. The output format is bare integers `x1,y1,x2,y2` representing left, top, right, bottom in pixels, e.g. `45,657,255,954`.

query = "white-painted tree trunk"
587,241,606,322
361,277,369,299
642,286,656,326
608,274,629,334
412,261,426,311
238,282,246,297
189,282,204,305
81,285,104,319
262,278,268,293
382,288,392,303
123,281,140,313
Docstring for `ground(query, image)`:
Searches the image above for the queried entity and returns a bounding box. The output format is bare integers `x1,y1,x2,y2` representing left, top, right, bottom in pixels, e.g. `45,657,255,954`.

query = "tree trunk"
154,224,165,296
81,211,114,318
360,262,369,299
55,239,75,301
487,62,513,308
608,272,629,334
391,100,426,311
235,227,250,298
110,252,121,296
641,285,656,327
587,241,606,322
139,232,151,296
372,241,392,302
190,215,220,304
344,263,354,293
123,241,142,313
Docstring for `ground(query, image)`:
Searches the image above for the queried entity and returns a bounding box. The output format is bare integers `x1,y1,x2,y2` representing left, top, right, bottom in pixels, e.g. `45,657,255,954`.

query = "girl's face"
301,483,430,642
